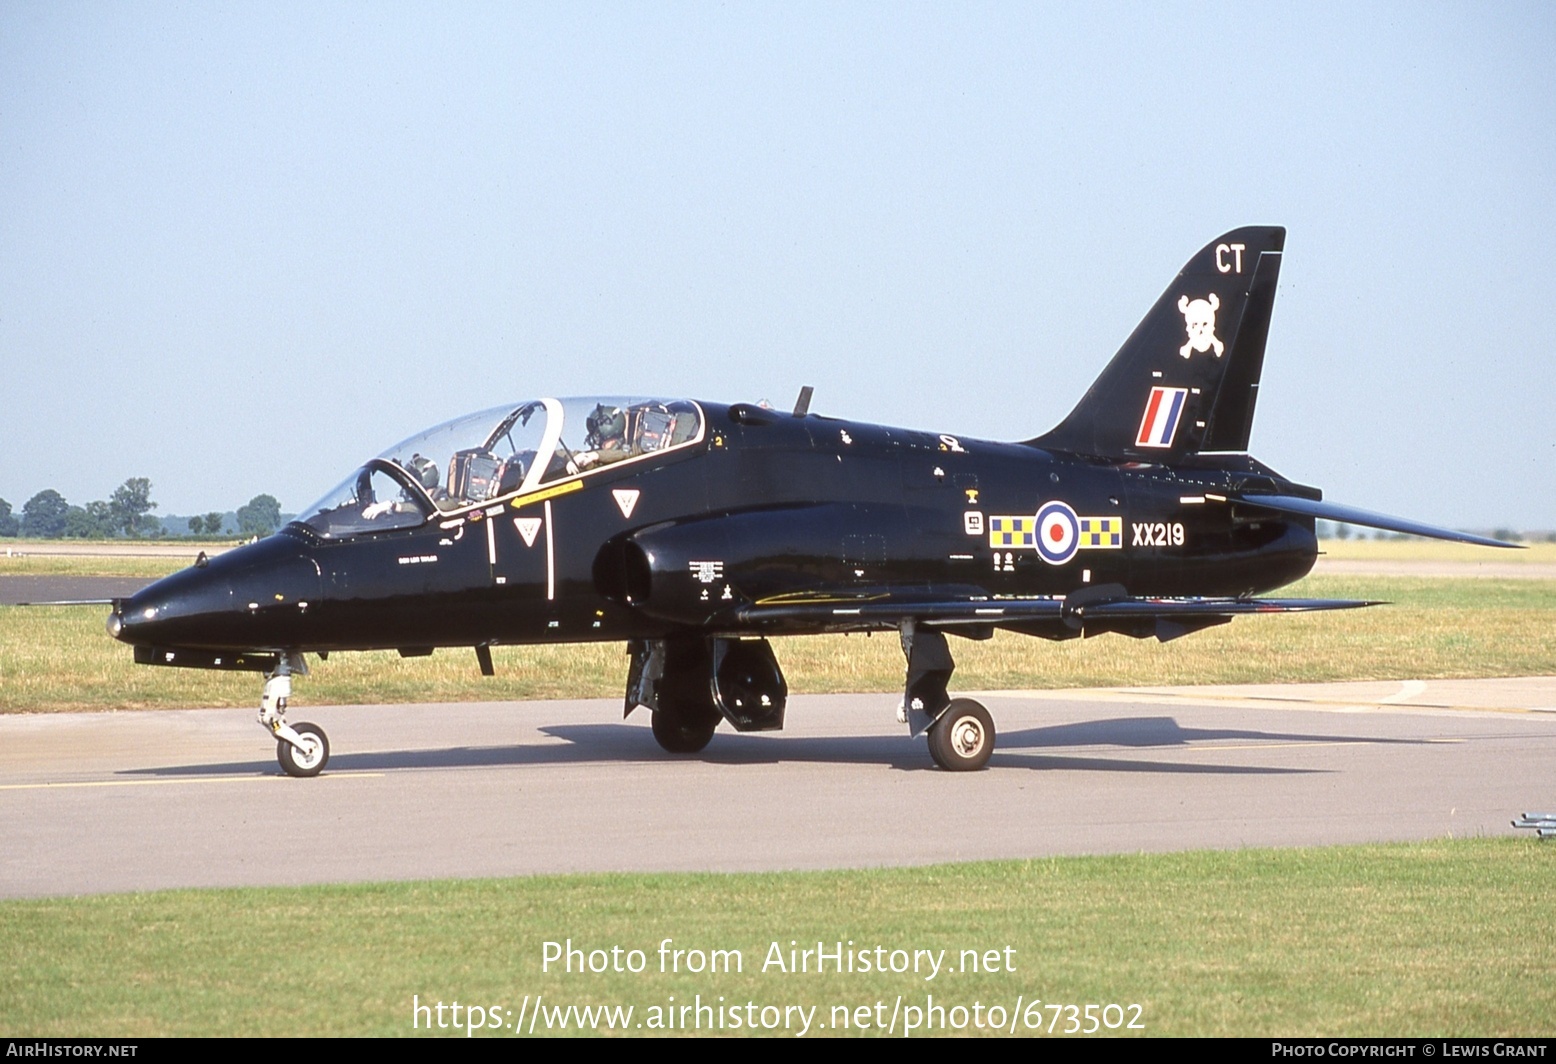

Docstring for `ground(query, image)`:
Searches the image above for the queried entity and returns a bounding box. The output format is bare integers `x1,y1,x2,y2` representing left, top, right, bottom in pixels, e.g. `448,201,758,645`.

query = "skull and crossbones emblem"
1177,293,1224,358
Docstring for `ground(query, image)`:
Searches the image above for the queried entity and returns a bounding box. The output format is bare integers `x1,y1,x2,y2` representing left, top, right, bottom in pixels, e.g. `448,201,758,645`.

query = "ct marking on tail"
1214,242,1246,273
1136,386,1188,448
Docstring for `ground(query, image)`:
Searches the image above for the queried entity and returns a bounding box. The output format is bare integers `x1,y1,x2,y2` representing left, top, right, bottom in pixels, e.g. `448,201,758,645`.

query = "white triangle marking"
613,488,640,519
514,517,542,547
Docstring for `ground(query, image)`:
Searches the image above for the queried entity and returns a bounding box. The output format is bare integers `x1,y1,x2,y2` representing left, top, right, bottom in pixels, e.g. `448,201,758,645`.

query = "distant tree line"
0,480,285,539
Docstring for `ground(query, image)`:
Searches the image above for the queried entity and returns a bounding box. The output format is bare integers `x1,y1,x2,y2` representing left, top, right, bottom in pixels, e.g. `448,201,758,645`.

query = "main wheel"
278,722,330,778
651,702,718,754
926,699,994,771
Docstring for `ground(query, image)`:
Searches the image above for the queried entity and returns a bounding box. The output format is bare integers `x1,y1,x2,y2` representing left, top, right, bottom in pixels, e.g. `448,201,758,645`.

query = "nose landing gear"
259,653,330,778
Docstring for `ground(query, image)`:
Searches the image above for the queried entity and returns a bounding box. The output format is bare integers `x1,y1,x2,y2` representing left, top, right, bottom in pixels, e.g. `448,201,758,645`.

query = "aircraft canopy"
296,397,703,539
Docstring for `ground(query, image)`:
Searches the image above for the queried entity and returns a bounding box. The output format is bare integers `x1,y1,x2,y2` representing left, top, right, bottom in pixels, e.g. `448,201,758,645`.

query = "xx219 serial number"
1132,522,1184,547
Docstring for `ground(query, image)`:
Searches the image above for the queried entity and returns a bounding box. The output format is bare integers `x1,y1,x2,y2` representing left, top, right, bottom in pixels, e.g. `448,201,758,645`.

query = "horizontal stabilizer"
1235,494,1521,549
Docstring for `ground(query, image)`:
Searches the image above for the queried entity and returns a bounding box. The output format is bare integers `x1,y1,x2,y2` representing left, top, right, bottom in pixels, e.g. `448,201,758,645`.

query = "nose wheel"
277,722,330,777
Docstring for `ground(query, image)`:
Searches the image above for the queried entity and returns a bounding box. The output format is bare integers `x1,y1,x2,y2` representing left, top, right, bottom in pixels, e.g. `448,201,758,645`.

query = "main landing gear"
650,698,719,754
627,637,787,755
899,622,996,771
925,698,995,772
627,628,996,771
259,653,330,778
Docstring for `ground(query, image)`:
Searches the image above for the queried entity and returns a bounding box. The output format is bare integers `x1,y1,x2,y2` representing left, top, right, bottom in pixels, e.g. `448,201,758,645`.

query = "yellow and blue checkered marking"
988,516,1035,549
1078,516,1122,549
990,513,1120,551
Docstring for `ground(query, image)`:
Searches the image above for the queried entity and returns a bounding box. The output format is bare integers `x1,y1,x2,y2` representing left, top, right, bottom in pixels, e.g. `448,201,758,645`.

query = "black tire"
651,701,718,754
927,699,995,771
277,722,330,777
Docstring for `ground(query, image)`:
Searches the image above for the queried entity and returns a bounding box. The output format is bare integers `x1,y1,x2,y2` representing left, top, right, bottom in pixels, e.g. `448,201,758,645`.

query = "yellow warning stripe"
510,480,585,509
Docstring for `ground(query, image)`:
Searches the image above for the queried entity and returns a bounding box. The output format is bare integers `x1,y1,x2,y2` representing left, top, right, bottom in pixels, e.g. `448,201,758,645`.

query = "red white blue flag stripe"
1136,386,1188,449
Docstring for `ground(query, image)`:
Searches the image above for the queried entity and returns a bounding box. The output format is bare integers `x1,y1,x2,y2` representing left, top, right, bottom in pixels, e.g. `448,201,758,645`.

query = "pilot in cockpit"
362,456,437,520
407,453,444,501
572,403,633,471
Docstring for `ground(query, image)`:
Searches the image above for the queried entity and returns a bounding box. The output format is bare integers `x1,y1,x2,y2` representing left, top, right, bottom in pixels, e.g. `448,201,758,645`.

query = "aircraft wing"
1232,493,1520,549
733,590,1378,639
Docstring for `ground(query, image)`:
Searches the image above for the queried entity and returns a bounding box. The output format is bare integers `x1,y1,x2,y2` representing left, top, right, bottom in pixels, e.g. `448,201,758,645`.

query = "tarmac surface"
3,677,1552,898
1,542,229,558
0,575,153,604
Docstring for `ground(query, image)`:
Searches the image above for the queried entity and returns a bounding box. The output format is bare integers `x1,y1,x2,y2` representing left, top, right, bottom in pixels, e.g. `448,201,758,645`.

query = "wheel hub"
292,736,323,770
951,717,985,757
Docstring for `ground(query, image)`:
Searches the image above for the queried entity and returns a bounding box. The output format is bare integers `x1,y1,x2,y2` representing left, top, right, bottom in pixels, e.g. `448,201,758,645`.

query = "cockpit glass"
298,463,433,539
539,398,703,483
293,398,703,538
376,401,550,512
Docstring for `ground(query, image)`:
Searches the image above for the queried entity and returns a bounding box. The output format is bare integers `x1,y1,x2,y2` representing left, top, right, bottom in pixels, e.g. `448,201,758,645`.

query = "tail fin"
1032,226,1284,459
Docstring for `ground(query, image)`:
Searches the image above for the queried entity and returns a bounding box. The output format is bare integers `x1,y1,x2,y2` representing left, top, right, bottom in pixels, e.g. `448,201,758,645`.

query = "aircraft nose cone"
112,534,323,649
113,591,178,640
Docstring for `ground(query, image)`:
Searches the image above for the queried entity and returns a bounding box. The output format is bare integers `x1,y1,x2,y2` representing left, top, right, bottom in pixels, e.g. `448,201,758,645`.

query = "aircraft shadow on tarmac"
125,714,1424,778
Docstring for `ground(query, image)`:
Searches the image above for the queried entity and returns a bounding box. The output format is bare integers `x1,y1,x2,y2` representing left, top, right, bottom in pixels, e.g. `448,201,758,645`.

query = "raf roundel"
1034,501,1080,565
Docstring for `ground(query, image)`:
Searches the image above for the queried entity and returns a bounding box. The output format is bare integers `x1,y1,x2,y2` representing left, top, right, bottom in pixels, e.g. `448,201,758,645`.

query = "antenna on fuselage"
792,386,814,418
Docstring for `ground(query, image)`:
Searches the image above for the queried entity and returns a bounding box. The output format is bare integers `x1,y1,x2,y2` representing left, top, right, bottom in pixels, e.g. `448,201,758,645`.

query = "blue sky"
2,2,1552,527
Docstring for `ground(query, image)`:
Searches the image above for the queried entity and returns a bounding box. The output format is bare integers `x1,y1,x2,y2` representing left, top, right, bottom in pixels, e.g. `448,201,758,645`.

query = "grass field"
1317,539,1556,563
0,544,226,577
1,838,1550,1037
2,574,1552,712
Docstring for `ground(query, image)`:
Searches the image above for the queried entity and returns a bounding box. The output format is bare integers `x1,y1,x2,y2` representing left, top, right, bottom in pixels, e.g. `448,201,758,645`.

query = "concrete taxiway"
0,575,153,605
2,677,1552,899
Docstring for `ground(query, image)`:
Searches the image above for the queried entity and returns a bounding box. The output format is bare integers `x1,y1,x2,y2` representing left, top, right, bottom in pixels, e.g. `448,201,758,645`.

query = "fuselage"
112,399,1317,656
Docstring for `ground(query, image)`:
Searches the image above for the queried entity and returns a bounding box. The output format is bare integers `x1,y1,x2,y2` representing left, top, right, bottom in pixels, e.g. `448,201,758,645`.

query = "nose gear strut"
259,652,330,777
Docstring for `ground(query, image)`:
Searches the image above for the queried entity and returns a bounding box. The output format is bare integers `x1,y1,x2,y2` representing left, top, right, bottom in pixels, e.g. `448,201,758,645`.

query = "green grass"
1,575,1551,713
1,839,1550,1037
0,551,208,578
1318,539,1556,563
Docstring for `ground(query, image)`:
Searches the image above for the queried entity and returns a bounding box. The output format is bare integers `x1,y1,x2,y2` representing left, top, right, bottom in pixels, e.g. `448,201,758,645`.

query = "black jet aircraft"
107,227,1513,775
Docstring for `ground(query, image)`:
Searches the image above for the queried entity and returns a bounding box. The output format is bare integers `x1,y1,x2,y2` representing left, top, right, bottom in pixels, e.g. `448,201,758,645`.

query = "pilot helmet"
407,453,439,490
586,404,626,448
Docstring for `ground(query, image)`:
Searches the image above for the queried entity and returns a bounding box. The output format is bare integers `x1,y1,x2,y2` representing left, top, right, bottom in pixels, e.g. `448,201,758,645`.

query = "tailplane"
1033,226,1285,459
